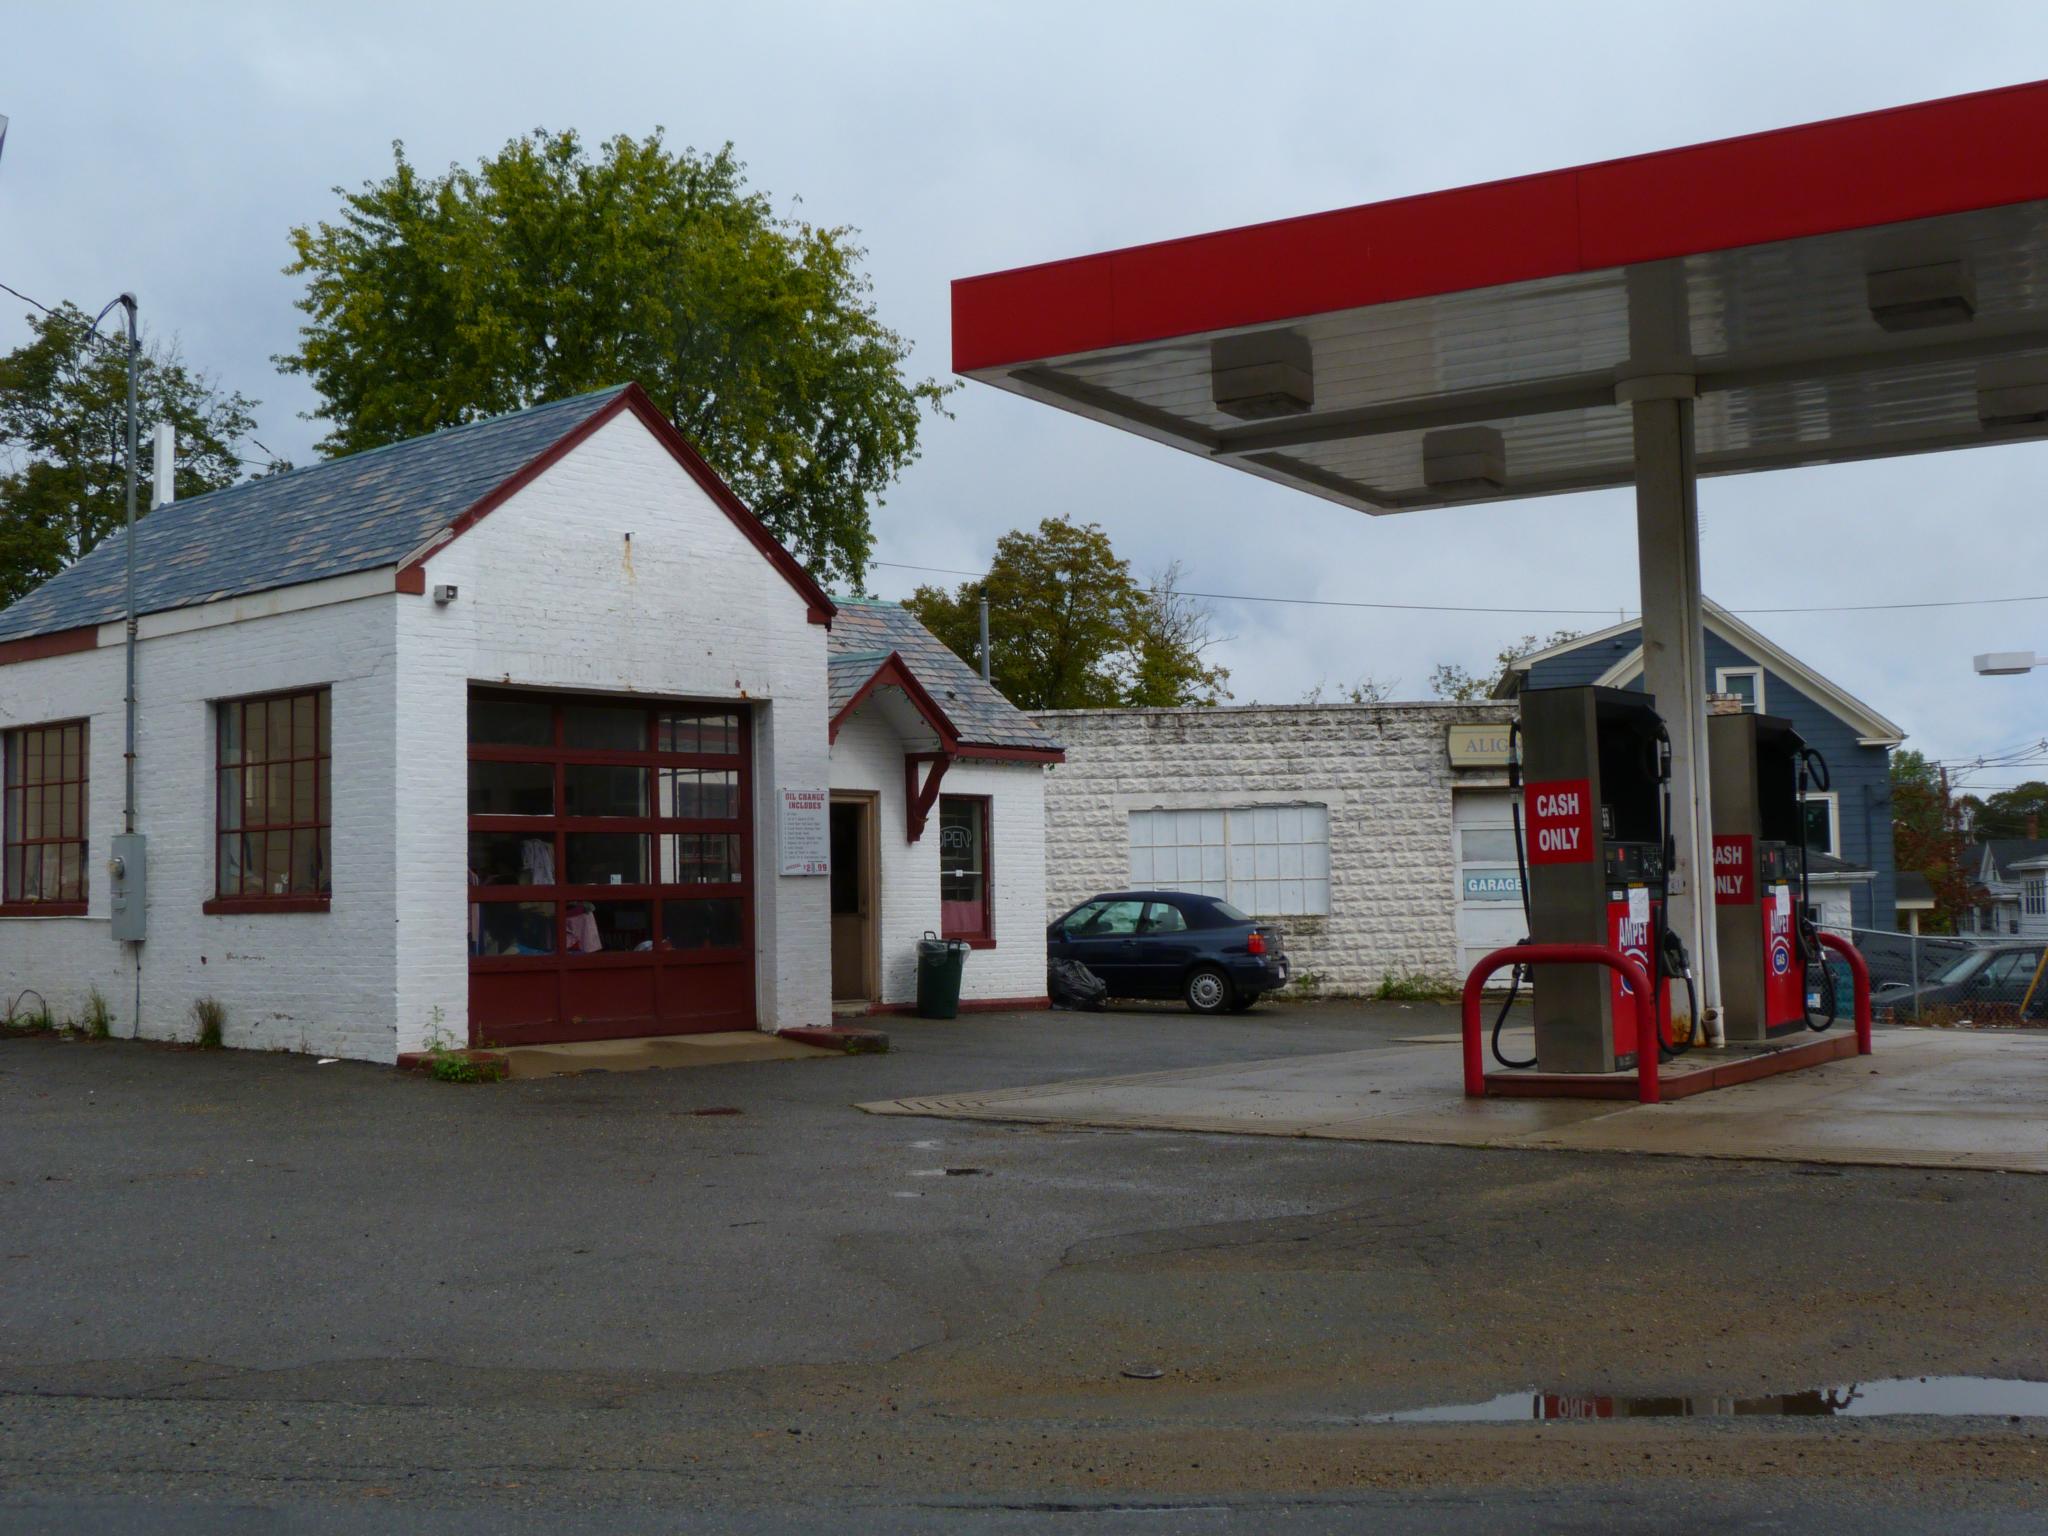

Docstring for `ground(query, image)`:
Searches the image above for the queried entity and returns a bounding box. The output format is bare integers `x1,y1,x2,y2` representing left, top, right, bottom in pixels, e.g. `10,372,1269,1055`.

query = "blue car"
1047,890,1291,1014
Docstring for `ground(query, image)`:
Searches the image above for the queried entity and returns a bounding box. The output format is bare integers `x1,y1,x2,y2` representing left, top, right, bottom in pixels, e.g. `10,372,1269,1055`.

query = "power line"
871,559,2048,622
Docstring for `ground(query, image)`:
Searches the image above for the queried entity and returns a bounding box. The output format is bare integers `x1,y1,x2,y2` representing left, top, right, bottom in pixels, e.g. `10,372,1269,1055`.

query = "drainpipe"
978,591,991,683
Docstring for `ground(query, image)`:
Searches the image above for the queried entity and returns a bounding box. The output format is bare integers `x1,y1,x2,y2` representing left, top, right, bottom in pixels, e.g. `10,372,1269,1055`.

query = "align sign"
1446,722,1515,767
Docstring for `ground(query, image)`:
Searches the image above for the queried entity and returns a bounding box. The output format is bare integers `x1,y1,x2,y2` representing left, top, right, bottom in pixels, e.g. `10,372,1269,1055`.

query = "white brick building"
0,385,1056,1061
1033,702,1518,994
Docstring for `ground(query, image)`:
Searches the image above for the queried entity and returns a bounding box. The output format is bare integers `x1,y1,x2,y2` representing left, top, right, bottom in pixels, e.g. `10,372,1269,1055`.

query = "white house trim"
1802,789,1841,857
1714,664,1765,712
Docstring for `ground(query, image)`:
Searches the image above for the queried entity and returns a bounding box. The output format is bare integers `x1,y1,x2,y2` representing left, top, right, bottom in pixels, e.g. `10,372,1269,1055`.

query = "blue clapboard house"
1497,601,1905,933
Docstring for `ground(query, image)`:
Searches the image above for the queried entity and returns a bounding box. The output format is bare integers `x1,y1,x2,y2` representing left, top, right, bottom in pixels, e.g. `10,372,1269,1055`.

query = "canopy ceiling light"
1421,425,1506,496
1977,356,2048,427
1866,259,1977,332
1210,330,1314,420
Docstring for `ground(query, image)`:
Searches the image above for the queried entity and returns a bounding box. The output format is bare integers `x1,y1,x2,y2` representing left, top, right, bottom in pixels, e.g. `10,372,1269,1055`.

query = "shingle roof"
827,599,1061,754
1983,838,2048,880
0,387,631,643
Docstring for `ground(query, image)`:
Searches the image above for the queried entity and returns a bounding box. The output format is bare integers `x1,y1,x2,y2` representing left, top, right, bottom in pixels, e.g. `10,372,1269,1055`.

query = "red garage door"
467,689,753,1046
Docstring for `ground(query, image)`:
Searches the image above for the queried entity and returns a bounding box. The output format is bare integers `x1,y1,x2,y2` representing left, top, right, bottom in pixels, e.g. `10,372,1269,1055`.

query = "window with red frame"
938,795,992,943
2,720,88,911
215,689,331,907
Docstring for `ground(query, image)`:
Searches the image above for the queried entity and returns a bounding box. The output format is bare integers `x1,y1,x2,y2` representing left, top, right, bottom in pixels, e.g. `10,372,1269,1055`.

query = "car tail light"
1247,931,1266,956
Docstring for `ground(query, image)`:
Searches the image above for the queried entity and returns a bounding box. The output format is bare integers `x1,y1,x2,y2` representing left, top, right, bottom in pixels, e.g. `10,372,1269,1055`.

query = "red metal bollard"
1461,943,1661,1104
1816,932,1874,1055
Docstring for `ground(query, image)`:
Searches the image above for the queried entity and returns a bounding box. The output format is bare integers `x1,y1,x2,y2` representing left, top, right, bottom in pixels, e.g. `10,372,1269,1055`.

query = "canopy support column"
1629,385,1723,1043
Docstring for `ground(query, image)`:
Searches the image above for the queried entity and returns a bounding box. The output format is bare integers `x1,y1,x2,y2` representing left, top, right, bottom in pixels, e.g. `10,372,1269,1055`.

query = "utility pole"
978,589,991,683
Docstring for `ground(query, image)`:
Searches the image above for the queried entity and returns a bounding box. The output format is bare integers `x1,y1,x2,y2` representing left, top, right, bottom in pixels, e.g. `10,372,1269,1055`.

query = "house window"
1716,666,1765,713
1127,804,1330,917
212,688,331,910
2,720,88,912
1800,791,1839,858
939,795,992,944
2026,878,2047,918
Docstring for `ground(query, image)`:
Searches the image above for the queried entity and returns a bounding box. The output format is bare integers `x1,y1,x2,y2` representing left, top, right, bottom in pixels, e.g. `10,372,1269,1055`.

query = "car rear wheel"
1185,965,1233,1014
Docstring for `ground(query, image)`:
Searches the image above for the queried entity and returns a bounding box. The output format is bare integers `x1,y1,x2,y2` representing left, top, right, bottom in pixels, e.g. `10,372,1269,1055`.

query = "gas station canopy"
951,81,2048,515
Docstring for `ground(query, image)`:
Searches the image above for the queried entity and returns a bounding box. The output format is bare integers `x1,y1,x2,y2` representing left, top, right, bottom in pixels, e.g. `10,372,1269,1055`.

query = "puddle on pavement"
1373,1377,2048,1423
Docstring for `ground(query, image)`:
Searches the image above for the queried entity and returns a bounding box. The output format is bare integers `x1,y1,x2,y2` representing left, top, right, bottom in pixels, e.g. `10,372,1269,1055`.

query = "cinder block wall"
1032,702,1513,994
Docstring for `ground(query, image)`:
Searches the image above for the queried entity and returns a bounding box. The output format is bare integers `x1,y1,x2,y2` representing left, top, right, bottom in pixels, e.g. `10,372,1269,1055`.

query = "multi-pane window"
939,796,991,942
2,721,88,909
466,692,748,959
1127,805,1330,916
216,689,331,904
2025,878,2046,918
1716,667,1764,713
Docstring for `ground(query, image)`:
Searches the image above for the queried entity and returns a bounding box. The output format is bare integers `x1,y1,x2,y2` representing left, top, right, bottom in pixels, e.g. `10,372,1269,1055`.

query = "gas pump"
1512,686,1685,1074
1709,711,1837,1041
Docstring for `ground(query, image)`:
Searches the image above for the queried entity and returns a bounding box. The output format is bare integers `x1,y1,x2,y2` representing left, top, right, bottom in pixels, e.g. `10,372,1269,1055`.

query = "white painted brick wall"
0,593,399,1059
398,411,832,1052
0,408,836,1063
1033,702,1514,994
827,704,1050,1006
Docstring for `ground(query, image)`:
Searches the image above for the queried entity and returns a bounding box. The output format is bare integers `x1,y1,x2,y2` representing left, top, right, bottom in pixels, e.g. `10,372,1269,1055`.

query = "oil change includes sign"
779,787,829,876
1522,778,1594,864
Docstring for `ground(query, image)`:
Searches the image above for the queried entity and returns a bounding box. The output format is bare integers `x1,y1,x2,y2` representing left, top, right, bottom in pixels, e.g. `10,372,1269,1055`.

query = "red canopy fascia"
954,80,2048,375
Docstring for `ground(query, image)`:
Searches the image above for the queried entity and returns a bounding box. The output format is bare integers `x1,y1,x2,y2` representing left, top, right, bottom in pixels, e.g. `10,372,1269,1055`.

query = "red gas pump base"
1482,1032,1860,1101
1462,935,1872,1106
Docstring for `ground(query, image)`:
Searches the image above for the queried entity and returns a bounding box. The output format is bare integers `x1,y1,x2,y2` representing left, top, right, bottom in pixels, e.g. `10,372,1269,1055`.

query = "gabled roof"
1979,838,2048,882
0,382,834,647
1497,599,1905,747
827,599,1062,758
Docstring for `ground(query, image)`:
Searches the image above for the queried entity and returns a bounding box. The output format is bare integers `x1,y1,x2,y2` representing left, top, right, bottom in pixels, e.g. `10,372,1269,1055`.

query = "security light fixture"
1977,357,2048,428
1422,425,1506,495
1974,651,2041,676
1866,259,1976,332
1211,330,1314,420
432,583,459,605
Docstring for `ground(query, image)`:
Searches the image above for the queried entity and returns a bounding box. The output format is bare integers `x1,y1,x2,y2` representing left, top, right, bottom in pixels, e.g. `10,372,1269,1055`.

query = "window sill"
0,902,88,918
203,897,332,915
947,935,997,950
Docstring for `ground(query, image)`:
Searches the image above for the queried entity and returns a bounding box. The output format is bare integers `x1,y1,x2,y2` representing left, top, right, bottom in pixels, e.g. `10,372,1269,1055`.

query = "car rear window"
1210,900,1254,923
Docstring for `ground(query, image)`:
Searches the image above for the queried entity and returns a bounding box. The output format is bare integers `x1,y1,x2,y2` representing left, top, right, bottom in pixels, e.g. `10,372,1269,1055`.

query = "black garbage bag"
1049,957,1108,1011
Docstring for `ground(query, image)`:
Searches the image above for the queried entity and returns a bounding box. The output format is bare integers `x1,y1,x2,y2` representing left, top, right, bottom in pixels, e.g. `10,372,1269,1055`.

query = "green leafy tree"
1957,780,2048,843
905,520,1230,711
0,303,258,607
279,129,950,588
1431,630,1582,701
1892,749,1971,933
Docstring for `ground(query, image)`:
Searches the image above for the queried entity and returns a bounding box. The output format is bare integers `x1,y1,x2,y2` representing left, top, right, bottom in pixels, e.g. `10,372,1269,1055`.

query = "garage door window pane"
566,833,649,886
664,898,742,950
1461,828,1518,863
564,764,648,818
470,696,553,747
476,901,555,956
563,703,648,751
469,761,554,816
565,899,653,956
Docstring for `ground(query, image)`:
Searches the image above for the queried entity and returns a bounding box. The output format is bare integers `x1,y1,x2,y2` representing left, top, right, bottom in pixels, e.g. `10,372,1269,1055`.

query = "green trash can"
916,931,971,1019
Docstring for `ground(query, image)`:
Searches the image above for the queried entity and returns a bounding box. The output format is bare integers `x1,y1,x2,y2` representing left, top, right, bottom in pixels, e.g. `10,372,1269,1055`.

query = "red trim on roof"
953,80,2048,372
952,743,1064,764
398,383,838,626
829,652,959,747
0,625,98,668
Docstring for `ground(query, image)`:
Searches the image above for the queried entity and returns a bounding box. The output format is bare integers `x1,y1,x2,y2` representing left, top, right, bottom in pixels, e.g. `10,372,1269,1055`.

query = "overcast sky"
6,1,2047,792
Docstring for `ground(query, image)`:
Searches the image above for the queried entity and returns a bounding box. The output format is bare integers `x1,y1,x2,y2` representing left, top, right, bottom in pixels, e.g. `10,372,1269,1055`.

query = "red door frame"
467,689,755,1045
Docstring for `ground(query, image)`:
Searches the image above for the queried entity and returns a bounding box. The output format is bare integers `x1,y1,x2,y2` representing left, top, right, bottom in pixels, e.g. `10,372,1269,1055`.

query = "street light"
1974,651,2043,676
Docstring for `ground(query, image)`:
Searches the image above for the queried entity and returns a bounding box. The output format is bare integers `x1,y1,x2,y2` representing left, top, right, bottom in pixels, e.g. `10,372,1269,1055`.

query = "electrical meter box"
109,833,147,943
1708,711,1807,1042
1519,686,1670,1074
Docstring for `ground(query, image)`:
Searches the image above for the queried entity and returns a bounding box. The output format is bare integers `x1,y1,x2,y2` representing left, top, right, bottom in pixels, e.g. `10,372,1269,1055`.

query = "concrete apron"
494,1030,835,1081
860,1029,2048,1174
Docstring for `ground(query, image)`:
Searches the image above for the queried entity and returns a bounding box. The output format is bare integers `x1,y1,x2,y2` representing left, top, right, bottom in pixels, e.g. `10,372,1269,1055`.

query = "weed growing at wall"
3,990,54,1035
82,988,113,1041
421,1006,503,1084
1373,972,1461,1004
192,997,227,1050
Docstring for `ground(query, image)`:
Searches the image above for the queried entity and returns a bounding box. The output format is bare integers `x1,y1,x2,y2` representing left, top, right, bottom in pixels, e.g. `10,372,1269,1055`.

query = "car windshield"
1210,900,1254,923
1928,951,1989,985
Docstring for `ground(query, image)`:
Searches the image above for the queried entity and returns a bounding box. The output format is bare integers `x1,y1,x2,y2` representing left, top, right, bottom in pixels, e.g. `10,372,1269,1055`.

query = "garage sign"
1522,778,1594,864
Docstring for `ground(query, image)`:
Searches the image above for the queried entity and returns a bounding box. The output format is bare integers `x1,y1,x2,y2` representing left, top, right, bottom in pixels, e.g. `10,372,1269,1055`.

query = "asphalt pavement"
3,999,2044,1531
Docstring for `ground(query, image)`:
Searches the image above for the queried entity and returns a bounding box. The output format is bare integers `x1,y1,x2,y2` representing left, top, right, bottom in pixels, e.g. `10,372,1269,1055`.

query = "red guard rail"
1462,944,1661,1104
1816,932,1874,1055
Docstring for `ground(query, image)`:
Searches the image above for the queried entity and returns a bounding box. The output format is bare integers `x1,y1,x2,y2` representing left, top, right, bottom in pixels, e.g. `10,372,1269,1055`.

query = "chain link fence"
1844,926,2048,1025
